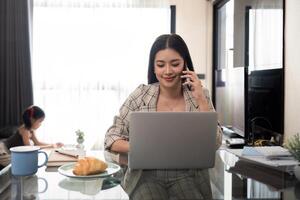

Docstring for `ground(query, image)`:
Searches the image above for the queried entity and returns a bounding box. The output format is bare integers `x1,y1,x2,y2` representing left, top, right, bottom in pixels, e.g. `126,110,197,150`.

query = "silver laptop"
129,112,217,169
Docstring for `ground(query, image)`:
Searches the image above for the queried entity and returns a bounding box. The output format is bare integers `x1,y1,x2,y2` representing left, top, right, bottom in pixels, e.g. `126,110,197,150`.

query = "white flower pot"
77,137,84,144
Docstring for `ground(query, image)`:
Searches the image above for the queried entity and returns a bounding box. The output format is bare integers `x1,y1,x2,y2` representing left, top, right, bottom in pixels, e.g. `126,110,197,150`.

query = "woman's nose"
165,64,172,74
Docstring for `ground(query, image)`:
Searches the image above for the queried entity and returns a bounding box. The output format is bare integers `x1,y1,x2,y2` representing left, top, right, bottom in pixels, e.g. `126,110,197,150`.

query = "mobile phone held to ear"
183,65,191,91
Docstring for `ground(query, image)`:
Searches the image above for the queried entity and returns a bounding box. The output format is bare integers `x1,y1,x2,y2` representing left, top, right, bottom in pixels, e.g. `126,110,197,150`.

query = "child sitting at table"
0,105,63,168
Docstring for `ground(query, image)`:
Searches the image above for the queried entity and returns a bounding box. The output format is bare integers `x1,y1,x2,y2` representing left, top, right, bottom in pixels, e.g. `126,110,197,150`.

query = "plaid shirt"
104,83,222,196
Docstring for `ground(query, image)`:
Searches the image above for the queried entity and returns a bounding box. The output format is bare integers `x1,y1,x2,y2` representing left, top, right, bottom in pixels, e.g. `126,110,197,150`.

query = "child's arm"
31,132,64,148
20,129,32,146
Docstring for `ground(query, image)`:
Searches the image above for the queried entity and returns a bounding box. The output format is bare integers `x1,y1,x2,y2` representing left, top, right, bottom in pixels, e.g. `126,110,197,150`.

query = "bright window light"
32,2,170,149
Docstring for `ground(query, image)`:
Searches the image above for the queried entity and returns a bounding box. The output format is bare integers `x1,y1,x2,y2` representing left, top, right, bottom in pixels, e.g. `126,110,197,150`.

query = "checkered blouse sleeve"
104,84,146,150
203,88,223,149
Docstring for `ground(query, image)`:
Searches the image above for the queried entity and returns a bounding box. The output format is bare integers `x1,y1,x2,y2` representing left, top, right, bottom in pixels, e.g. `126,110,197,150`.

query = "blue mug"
10,146,48,176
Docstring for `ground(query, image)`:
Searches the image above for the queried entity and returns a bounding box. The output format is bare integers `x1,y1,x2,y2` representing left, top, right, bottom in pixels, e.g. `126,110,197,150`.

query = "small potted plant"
76,129,85,149
284,133,300,180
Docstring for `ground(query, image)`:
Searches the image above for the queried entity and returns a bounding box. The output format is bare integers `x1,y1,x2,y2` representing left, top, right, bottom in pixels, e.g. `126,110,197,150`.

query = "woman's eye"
172,63,180,67
157,64,164,68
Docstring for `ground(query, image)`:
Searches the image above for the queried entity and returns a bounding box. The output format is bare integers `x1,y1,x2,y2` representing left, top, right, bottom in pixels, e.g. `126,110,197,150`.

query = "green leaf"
285,133,300,161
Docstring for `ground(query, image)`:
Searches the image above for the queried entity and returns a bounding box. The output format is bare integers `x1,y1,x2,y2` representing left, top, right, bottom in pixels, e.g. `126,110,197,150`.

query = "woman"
0,106,63,168
104,34,222,199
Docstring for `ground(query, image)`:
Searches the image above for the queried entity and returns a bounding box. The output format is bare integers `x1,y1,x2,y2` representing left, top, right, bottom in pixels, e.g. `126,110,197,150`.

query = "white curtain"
32,0,170,149
249,0,283,71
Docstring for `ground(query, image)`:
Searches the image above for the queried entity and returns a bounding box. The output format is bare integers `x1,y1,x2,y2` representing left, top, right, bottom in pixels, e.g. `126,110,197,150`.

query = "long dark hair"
147,34,194,84
22,106,45,129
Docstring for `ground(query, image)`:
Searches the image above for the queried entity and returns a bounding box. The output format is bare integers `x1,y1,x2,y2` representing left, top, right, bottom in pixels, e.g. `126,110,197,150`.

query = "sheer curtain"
32,0,170,149
248,0,283,71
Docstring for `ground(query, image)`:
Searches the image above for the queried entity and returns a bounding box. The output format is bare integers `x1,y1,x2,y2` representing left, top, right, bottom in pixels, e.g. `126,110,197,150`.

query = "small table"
215,147,299,199
0,150,129,200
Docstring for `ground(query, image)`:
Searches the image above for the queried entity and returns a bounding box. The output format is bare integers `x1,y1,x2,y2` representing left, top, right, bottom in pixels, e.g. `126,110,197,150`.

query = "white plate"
58,162,121,178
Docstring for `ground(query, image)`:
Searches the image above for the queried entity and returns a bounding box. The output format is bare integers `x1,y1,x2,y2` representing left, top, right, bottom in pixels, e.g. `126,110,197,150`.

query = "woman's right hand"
111,140,129,153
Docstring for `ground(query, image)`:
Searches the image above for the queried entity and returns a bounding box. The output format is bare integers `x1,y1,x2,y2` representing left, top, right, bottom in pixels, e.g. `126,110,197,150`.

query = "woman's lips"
164,77,175,82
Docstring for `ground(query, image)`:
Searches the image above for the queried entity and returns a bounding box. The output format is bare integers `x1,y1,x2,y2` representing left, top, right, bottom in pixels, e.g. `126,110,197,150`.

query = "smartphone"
183,64,191,90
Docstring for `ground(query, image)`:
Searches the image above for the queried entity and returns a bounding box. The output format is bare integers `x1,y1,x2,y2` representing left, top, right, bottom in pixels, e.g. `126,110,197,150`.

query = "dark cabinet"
212,0,284,145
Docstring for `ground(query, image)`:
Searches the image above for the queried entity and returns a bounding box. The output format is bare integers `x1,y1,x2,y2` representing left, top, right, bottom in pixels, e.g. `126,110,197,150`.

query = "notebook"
47,149,85,167
129,112,218,169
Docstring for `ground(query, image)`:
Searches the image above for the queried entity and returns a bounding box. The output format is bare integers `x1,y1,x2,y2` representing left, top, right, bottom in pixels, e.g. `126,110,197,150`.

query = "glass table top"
0,150,129,200
2,147,300,199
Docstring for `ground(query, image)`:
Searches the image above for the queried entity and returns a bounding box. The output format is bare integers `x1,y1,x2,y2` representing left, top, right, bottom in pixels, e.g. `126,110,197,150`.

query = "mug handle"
37,177,48,193
38,151,48,168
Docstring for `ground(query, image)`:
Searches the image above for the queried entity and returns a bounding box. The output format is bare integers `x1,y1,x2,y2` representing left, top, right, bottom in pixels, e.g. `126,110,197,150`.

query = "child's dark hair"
22,106,45,129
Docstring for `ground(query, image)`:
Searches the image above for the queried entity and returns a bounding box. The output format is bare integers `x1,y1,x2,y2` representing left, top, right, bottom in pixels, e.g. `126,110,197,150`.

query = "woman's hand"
111,140,129,153
181,70,210,111
181,70,205,99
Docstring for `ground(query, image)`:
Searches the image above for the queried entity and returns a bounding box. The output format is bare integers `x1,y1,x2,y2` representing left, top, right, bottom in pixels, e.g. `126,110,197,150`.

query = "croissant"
73,157,108,176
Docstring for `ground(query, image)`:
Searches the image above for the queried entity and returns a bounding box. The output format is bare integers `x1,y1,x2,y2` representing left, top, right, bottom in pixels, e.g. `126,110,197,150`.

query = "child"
0,105,63,168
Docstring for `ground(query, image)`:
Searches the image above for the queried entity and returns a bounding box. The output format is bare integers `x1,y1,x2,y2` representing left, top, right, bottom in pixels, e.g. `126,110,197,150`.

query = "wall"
284,0,300,140
172,0,300,141
170,0,213,91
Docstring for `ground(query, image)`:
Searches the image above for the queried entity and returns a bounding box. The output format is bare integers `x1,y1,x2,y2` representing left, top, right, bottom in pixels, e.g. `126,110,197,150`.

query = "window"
33,0,170,149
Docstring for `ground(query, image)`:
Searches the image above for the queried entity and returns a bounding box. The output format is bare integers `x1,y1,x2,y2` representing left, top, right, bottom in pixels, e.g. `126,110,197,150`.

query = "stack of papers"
240,146,299,172
47,149,86,167
242,146,292,159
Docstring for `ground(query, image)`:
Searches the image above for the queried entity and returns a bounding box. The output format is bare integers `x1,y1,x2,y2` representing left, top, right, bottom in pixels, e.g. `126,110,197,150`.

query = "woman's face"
31,117,44,130
154,48,185,89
